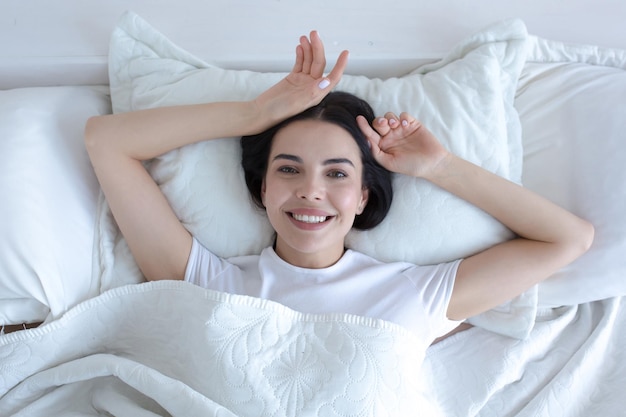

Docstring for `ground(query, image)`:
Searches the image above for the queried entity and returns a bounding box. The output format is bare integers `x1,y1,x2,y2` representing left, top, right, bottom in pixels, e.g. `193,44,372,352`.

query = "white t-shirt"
185,237,461,341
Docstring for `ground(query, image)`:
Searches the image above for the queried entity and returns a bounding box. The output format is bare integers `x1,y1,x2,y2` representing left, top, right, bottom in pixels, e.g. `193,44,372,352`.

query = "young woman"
85,31,593,342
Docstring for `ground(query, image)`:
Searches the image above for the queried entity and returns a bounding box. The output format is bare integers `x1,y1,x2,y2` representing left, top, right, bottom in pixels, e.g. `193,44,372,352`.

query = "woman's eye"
278,166,298,174
328,170,347,178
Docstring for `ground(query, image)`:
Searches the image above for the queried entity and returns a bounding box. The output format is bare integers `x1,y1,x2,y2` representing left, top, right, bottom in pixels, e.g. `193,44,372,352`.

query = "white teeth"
292,213,328,223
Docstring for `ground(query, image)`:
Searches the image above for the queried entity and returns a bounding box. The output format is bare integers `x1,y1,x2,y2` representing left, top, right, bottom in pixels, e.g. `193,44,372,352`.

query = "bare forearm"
427,154,594,248
85,101,264,161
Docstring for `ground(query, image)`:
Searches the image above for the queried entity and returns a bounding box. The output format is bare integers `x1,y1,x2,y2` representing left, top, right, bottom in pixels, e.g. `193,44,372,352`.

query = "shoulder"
348,250,461,303
185,237,263,283
188,237,264,264
346,249,460,277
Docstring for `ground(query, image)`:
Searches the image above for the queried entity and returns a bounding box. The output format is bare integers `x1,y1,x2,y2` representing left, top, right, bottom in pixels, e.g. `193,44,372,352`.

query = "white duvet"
2,281,625,416
0,281,434,416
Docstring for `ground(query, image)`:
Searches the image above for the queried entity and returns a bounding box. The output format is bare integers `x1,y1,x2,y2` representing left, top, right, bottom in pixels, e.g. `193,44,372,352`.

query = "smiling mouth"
290,213,331,224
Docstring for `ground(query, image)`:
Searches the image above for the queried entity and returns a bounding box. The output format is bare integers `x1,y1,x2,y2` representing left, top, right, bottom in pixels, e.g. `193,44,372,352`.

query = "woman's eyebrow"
272,153,302,163
324,158,355,167
272,154,355,167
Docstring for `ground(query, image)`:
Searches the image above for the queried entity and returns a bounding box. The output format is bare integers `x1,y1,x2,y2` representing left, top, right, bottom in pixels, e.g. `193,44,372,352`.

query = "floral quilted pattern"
199,294,422,416
0,281,423,416
264,334,331,415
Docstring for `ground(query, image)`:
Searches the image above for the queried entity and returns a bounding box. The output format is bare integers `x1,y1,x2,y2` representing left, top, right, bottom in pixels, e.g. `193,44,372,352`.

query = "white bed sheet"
424,296,626,416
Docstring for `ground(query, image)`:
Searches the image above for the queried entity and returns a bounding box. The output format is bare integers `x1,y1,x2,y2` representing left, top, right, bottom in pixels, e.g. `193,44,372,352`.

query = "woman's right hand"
253,31,349,129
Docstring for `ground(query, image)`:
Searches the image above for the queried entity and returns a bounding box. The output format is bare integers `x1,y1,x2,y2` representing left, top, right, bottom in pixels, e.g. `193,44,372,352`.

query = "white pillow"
99,11,533,338
0,86,111,325
517,36,626,307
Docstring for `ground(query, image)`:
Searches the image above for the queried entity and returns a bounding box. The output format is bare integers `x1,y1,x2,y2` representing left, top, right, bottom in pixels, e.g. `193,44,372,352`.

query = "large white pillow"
517,36,626,307
0,86,110,325
99,12,533,338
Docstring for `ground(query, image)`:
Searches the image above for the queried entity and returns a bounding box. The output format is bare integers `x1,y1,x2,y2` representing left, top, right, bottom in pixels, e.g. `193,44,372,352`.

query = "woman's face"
261,119,369,268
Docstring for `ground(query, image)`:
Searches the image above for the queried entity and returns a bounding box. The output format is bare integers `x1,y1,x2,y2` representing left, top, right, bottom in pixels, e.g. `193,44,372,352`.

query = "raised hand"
254,31,349,127
356,112,450,179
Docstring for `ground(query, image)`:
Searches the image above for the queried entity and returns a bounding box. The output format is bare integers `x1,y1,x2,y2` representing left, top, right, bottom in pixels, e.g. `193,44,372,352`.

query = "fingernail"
389,119,397,126
402,120,408,126
318,79,331,89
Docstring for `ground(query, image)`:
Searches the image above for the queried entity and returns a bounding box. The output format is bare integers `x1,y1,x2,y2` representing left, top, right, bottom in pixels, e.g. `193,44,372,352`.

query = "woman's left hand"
356,112,450,179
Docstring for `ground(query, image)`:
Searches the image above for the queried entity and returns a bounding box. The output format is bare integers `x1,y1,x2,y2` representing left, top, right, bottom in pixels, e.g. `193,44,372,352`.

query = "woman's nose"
296,175,324,200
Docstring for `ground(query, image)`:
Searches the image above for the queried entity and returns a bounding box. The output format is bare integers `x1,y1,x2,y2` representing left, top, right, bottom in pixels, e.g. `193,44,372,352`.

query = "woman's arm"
85,31,348,281
85,103,289,282
357,113,594,321
426,153,593,320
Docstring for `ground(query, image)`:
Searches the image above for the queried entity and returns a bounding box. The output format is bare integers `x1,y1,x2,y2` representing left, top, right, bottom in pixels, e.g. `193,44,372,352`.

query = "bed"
1,1,626,415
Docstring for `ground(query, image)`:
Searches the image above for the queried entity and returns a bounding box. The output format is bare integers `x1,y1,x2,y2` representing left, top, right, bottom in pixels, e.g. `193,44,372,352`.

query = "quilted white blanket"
2,282,626,416
0,281,434,416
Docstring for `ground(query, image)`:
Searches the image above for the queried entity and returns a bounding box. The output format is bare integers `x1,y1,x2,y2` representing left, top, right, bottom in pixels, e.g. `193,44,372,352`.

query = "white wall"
1,0,625,87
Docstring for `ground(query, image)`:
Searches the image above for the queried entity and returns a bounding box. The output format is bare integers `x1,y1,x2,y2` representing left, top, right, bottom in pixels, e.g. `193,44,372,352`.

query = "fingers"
296,31,324,76
292,44,304,73
292,31,349,89
357,115,392,168
357,116,383,153
362,112,418,144
382,112,416,128
300,34,314,74
356,115,379,143
373,117,392,136
370,112,409,137
309,31,326,78
323,49,349,89
385,112,400,128
370,112,421,151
